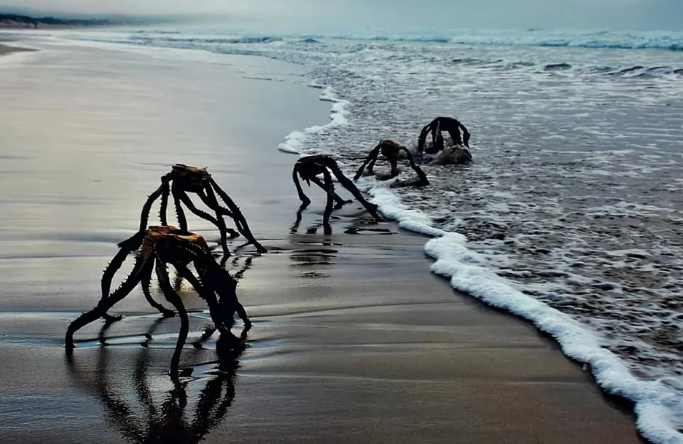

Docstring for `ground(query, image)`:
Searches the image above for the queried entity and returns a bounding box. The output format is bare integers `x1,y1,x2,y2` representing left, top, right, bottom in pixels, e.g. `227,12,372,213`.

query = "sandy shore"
0,38,643,443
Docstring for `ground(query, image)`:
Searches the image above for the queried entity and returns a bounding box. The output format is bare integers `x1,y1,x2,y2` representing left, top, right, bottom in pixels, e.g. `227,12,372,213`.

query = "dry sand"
0,38,644,443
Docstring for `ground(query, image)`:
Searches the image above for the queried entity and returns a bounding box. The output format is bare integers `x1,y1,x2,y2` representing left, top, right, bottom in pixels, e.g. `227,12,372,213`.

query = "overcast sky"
2,0,681,31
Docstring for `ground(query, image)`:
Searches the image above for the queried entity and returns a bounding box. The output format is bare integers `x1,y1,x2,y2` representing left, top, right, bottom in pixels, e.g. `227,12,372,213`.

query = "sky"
1,0,681,31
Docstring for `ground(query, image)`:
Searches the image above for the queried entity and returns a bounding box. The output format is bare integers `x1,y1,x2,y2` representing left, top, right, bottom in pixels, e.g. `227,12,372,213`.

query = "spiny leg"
159,180,170,226
96,260,159,342
209,178,266,253
141,259,175,318
321,167,335,234
99,247,133,323
461,123,471,148
155,261,189,376
389,157,399,178
353,146,380,181
417,123,431,153
177,190,230,258
201,187,238,259
66,256,149,349
367,151,379,175
432,120,440,149
309,176,350,208
401,147,430,185
292,166,311,209
118,177,171,252
205,186,251,245
197,189,239,238
174,264,233,338
326,159,382,222
172,182,188,231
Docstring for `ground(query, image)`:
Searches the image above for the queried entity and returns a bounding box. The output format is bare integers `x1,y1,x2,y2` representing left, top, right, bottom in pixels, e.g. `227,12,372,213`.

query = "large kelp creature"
65,226,250,375
353,139,429,185
292,154,382,233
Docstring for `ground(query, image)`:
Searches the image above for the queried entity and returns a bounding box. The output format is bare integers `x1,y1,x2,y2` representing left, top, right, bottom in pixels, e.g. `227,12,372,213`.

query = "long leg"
66,256,150,348
460,123,471,148
417,123,432,153
99,248,133,323
401,147,430,185
389,157,399,178
321,167,335,234
425,121,444,154
174,264,233,337
177,190,230,257
202,186,240,257
310,176,349,207
432,120,440,148
447,127,463,146
117,175,171,252
171,182,188,231
198,189,233,218
141,259,175,318
155,261,189,375
208,179,266,253
353,146,380,181
197,190,239,238
326,159,382,222
159,180,170,226
292,166,311,209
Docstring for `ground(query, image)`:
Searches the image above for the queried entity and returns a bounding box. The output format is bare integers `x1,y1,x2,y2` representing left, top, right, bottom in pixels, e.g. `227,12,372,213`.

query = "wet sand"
0,41,34,55
0,39,643,443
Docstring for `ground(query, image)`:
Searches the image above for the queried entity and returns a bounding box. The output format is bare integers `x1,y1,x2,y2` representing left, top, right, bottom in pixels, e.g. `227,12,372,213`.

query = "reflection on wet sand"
67,335,245,444
290,207,335,235
290,247,338,268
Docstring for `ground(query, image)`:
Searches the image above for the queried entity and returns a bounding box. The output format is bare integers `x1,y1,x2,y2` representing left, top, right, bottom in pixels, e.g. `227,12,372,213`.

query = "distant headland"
0,9,222,29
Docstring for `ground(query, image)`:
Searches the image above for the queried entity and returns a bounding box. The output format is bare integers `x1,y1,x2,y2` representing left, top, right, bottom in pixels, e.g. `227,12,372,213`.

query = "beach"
0,36,644,443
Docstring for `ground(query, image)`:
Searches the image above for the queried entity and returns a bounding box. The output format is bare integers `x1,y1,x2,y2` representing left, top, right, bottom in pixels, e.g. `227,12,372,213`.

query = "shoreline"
0,37,645,443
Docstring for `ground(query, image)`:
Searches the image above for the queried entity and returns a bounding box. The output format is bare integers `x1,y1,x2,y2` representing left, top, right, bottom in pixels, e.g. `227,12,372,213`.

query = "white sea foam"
278,130,307,154
277,86,351,154
363,185,683,444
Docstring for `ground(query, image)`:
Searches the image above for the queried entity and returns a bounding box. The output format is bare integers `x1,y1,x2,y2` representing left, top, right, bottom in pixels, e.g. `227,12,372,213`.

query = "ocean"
58,25,683,443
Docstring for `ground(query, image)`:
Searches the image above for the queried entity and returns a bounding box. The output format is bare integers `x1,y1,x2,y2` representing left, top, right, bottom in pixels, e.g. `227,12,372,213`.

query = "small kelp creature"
353,139,429,185
292,154,382,232
120,164,266,260
417,116,471,154
65,226,251,375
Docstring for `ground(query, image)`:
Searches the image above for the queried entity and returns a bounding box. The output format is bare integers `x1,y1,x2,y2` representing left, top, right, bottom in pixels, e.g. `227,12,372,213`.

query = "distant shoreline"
0,12,121,29
0,11,224,30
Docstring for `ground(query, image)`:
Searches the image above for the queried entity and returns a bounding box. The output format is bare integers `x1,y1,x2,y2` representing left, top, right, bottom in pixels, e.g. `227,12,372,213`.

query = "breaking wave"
117,28,683,52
